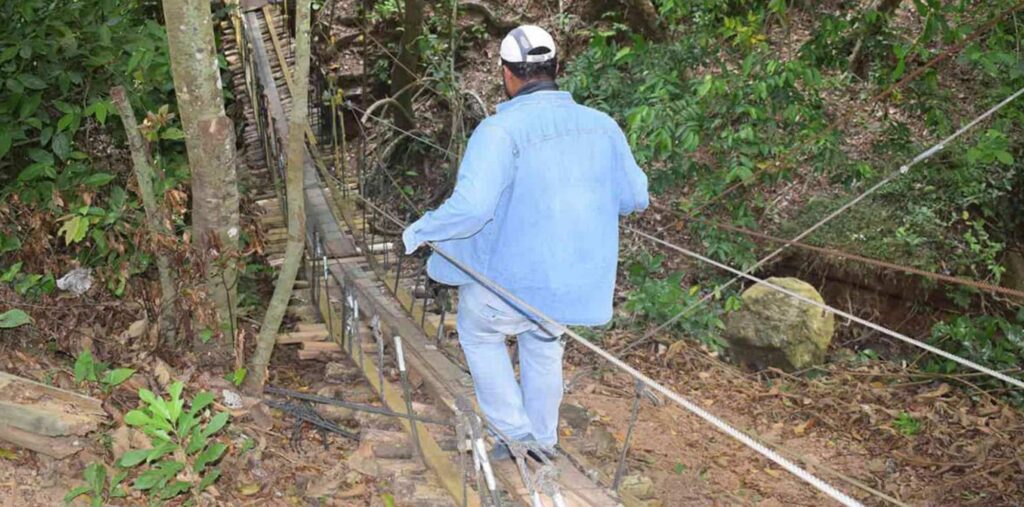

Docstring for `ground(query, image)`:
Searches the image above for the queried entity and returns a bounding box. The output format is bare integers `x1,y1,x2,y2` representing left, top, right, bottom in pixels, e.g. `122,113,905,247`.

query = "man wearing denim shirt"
402,25,649,460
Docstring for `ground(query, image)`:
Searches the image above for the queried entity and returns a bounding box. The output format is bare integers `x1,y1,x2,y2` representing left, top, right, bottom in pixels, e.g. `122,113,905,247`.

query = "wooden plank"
315,274,481,507
295,322,327,333
276,329,329,344
0,371,105,437
0,424,87,459
300,341,341,352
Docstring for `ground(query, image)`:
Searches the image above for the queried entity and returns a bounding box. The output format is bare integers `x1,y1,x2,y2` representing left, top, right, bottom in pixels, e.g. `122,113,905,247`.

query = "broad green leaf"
82,173,115,186
0,130,11,159
102,368,135,387
189,392,215,417
63,486,93,503
198,468,221,492
146,441,176,462
83,462,106,494
117,448,150,467
58,216,89,244
0,309,32,329
186,427,205,454
159,480,191,500
123,409,153,428
193,442,226,472
168,382,184,404
0,262,22,281
138,388,157,406
57,113,76,132
201,412,230,439
52,132,72,160
160,127,185,140
73,350,95,382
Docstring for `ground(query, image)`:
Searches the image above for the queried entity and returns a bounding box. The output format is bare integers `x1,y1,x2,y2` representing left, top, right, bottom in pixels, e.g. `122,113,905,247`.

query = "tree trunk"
849,0,903,79
110,86,177,346
622,0,666,42
246,0,313,393
390,0,425,132
161,0,241,353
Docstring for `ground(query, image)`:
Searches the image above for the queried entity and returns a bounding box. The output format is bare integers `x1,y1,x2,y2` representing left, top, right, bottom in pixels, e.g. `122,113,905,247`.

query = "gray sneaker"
489,435,557,463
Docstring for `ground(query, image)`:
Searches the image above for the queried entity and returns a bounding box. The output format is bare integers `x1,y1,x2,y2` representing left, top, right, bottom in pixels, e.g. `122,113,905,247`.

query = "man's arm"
402,123,515,254
615,128,649,215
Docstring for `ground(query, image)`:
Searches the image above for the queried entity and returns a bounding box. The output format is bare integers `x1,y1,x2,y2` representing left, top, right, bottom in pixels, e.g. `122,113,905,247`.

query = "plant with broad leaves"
0,308,32,329
114,381,229,502
64,462,128,506
73,350,135,393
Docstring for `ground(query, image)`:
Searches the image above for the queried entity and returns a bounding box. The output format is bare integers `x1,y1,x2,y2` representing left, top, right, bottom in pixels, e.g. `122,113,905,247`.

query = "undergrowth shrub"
924,310,1024,407
0,0,185,297
623,253,729,350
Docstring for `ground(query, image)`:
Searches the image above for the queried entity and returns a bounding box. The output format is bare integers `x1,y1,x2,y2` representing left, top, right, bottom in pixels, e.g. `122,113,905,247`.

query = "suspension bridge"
220,2,1024,505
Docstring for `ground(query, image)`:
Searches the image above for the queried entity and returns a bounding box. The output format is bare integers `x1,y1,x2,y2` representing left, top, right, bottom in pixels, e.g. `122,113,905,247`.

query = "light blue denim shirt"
402,90,649,325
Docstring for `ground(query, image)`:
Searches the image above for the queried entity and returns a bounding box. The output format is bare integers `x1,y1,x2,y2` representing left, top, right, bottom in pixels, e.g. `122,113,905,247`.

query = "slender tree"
246,0,313,391
111,87,178,345
162,0,241,353
390,0,425,132
849,0,904,79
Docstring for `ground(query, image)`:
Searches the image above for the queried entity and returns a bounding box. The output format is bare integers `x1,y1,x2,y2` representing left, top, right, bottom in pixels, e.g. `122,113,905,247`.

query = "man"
402,25,649,459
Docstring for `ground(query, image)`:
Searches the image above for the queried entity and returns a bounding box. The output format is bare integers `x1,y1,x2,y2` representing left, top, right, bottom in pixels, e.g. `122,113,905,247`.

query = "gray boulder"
723,277,835,371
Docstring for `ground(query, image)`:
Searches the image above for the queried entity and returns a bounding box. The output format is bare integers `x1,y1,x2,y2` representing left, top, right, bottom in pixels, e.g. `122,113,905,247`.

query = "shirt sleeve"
402,123,516,254
615,128,650,215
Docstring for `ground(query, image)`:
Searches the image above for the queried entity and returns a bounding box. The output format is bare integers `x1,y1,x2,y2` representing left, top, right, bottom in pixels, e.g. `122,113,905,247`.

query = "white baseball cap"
500,25,557,64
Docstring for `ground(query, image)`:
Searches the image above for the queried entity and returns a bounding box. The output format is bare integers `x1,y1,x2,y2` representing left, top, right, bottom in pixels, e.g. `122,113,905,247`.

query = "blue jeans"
457,283,564,447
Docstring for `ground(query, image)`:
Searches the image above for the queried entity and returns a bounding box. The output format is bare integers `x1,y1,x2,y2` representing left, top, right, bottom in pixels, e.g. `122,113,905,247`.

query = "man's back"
410,90,649,325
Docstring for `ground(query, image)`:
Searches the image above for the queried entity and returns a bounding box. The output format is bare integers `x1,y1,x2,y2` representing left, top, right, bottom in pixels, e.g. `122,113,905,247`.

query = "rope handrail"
629,84,1024,349
628,225,1024,390
351,195,865,507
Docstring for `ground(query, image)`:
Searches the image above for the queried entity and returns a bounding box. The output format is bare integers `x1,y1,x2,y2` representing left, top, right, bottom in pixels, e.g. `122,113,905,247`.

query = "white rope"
349,194,861,504
628,226,1024,390
420,241,864,507
644,85,1024,337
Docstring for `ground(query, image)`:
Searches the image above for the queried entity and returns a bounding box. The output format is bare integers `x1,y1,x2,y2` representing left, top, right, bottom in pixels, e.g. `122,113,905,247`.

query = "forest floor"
2,1,1022,506
331,0,1024,505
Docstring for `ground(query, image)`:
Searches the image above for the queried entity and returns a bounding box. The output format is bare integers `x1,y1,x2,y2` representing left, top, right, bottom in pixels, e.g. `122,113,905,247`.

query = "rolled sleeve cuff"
402,225,422,255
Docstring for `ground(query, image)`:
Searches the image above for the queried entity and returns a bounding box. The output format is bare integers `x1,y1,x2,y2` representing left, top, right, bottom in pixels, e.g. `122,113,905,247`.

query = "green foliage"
73,350,135,393
924,310,1024,406
563,30,839,198
623,253,727,349
892,411,921,436
115,382,229,501
0,0,184,296
64,462,129,506
0,308,32,329
224,367,247,387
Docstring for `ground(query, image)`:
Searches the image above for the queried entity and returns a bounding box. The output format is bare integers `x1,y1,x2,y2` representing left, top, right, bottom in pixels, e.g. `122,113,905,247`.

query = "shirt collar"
496,87,574,113
514,80,558,98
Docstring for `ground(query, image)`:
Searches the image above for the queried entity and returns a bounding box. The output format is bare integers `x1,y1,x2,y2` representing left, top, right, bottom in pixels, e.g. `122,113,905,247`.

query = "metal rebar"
435,287,448,347
265,386,449,425
612,379,645,490
394,335,425,463
265,399,359,439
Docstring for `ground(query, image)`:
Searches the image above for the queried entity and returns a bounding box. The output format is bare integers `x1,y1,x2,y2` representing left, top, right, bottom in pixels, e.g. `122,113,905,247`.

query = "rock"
619,474,656,499
56,268,92,296
723,277,835,371
1003,250,1024,293
222,389,244,410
